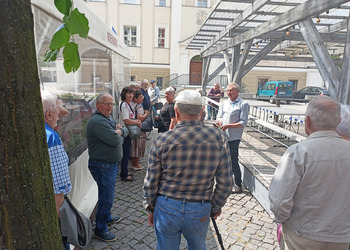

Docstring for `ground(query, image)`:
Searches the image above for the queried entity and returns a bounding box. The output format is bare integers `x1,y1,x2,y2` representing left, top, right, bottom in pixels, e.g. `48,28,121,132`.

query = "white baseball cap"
175,90,204,106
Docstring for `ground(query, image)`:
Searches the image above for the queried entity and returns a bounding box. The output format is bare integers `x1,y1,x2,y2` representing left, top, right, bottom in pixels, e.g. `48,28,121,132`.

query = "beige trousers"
282,225,350,250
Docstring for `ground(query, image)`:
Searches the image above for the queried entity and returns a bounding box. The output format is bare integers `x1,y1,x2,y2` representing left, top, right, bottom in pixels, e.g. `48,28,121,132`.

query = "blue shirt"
45,123,72,195
141,88,151,111
220,96,250,141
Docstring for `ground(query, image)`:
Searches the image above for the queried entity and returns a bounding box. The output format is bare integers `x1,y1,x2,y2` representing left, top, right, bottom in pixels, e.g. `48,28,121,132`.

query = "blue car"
257,81,294,103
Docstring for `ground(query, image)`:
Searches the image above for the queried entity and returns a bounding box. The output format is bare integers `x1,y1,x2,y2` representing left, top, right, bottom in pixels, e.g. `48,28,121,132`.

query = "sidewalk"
86,130,279,250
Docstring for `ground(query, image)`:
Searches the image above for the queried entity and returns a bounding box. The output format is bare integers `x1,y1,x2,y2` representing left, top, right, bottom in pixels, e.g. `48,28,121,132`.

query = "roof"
187,0,350,62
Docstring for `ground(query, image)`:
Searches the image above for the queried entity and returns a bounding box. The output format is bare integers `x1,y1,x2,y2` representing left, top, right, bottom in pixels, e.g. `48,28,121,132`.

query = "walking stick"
210,214,225,250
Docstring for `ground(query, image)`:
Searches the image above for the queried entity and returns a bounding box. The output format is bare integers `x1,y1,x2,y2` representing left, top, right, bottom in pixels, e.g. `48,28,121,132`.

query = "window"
156,77,163,89
158,28,165,48
289,79,298,91
124,26,137,46
125,0,136,3
159,0,166,6
131,75,136,82
197,0,207,7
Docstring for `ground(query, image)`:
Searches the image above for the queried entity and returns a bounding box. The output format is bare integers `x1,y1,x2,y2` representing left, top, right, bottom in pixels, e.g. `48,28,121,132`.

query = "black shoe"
107,216,121,225
95,231,117,242
121,176,135,181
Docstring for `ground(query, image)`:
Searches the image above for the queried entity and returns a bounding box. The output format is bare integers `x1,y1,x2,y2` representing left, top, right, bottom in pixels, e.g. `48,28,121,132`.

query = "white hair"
165,87,175,96
96,92,112,103
306,96,341,130
41,90,57,113
227,82,240,90
336,104,350,138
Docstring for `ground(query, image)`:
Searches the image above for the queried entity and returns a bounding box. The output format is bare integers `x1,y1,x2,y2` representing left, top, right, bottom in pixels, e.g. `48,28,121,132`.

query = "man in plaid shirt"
143,90,233,250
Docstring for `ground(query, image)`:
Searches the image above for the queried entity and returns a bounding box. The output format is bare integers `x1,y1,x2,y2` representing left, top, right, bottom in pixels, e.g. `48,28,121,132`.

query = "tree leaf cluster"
44,0,90,73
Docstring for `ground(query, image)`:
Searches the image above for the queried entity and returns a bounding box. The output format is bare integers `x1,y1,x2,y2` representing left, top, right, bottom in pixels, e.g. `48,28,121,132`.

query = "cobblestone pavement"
87,130,280,250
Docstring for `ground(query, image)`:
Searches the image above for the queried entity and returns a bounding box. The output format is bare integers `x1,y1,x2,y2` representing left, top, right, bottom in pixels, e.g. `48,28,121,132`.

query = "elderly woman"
336,104,350,141
130,90,149,170
157,87,176,132
120,86,141,181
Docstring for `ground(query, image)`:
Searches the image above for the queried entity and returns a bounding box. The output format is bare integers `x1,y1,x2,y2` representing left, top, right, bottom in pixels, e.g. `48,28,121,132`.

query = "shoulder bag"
136,104,152,132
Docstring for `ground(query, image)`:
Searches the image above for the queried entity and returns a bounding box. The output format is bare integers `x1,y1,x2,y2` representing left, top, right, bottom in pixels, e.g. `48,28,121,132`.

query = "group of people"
41,79,350,249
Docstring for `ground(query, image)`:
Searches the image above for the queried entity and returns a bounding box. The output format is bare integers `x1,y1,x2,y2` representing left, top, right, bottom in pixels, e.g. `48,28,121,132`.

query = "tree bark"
0,1,62,249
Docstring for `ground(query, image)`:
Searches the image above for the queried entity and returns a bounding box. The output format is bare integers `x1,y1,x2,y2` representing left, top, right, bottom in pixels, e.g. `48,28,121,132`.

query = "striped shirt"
143,120,233,212
45,123,72,195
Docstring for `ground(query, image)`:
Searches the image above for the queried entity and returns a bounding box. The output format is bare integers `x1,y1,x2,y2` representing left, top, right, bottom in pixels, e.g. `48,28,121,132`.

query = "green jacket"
86,112,128,163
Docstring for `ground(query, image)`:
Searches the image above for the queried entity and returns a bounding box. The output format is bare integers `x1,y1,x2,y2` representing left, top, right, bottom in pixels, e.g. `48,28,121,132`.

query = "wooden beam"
223,50,232,84
231,45,241,81
202,0,350,58
201,56,212,95
201,0,271,53
241,40,280,77
233,40,253,84
299,18,339,98
339,18,350,104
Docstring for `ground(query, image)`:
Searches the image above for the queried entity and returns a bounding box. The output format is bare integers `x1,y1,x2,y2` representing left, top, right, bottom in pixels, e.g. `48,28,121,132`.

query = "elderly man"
143,90,233,250
269,97,350,250
86,92,128,242
207,82,224,120
41,91,72,249
141,79,151,111
217,82,250,193
148,80,160,124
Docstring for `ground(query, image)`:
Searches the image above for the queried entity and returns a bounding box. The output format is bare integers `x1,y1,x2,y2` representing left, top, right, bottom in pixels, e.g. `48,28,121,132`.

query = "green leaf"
49,25,70,50
54,0,72,16
66,8,90,38
63,42,81,73
43,49,60,62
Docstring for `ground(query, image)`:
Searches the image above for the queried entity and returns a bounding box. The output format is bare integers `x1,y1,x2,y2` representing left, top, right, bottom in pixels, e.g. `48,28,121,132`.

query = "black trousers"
228,140,241,187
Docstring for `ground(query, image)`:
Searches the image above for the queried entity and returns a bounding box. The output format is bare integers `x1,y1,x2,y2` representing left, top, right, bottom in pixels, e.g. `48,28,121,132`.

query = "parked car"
256,81,294,103
294,86,330,100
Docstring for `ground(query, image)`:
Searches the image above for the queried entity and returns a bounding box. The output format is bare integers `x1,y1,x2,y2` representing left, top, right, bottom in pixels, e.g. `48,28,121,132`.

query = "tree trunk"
0,1,62,249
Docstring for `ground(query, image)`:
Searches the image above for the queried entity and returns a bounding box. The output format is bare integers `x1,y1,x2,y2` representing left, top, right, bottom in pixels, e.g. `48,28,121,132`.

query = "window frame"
123,26,138,47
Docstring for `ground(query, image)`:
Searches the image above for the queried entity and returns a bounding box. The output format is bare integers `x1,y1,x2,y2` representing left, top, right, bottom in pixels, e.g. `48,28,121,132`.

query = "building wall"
85,1,322,90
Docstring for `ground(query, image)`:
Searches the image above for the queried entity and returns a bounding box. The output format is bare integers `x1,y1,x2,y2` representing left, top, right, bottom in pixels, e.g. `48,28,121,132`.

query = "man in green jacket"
86,92,128,242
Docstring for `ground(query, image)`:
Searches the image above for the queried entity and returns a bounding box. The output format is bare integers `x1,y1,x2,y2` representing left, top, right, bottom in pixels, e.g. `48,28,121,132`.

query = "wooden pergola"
187,0,350,104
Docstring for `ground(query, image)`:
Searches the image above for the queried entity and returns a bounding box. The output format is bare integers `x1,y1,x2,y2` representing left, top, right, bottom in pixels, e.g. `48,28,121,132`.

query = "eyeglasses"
101,102,115,106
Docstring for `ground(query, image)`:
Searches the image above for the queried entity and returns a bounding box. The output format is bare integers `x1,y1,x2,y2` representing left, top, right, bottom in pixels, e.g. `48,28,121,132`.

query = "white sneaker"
232,185,243,194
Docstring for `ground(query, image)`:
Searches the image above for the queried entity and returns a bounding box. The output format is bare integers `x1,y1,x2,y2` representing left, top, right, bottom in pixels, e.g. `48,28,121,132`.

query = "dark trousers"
228,140,242,187
120,136,131,178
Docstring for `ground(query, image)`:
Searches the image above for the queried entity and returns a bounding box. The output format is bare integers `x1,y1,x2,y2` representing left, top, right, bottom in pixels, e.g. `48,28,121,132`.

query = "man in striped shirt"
143,90,233,250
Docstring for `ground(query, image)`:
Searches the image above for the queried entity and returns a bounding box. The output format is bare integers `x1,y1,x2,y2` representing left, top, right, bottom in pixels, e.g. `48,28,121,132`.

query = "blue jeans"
120,136,131,178
88,160,118,234
154,195,211,250
228,140,241,187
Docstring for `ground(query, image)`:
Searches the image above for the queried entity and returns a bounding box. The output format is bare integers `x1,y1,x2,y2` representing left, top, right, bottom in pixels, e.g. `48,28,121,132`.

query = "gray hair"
175,103,202,117
306,96,341,130
165,87,175,96
96,92,113,103
131,82,141,89
336,104,350,138
41,90,57,113
227,82,240,90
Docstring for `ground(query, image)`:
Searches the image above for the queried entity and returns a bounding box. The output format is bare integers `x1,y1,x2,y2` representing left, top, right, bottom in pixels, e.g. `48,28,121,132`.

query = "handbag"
140,114,153,132
121,101,141,138
126,124,141,138
59,196,92,248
